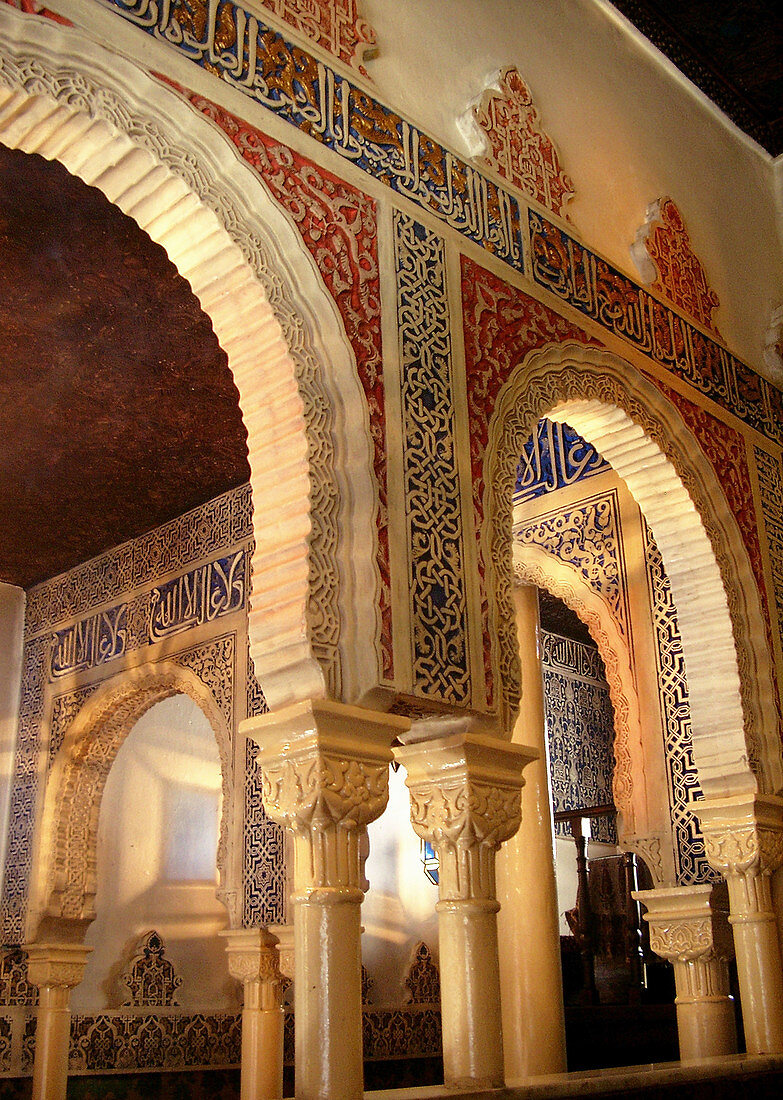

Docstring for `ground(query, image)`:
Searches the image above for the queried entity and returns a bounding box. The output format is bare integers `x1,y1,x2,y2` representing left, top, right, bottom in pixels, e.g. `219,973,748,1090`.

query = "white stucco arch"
486,342,782,802
27,662,233,941
0,4,381,707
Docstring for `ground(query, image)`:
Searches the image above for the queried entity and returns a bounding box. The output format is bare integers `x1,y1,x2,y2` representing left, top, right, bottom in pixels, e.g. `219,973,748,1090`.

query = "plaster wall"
72,695,232,1013
0,583,24,889
363,0,781,376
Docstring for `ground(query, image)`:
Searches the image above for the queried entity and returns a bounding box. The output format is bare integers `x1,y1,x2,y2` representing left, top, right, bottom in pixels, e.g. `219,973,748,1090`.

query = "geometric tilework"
515,490,631,640
541,630,617,846
394,211,471,705
515,418,609,504
643,523,718,886
243,741,287,928
755,446,783,653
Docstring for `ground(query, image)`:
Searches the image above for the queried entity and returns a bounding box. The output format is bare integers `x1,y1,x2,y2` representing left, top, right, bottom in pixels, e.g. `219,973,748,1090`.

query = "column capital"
24,943,91,991
393,732,536,900
244,700,409,894
634,884,733,964
696,793,783,878
220,927,282,985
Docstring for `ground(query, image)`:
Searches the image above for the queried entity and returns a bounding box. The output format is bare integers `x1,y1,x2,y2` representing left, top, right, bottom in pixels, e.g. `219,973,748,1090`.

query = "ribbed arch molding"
28,663,233,940
0,5,382,707
486,343,782,801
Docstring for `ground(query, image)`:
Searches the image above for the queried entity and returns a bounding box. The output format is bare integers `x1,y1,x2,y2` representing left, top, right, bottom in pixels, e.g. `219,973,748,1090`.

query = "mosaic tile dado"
530,211,783,445
394,212,470,705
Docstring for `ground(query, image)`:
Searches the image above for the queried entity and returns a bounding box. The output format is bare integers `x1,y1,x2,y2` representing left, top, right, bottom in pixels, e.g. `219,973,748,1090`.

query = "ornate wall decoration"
68,1011,242,1072
515,418,609,503
530,211,783,446
763,304,783,387
257,0,377,77
471,66,574,217
483,343,777,813
185,92,392,679
0,1014,11,1074
461,254,594,706
514,490,630,639
541,631,617,845
643,525,717,886
173,634,236,732
48,685,100,766
91,0,524,270
0,948,37,1007
121,931,182,1007
362,1006,442,1061
632,197,721,336
394,212,471,704
404,942,440,1006
243,741,288,926
755,447,783,649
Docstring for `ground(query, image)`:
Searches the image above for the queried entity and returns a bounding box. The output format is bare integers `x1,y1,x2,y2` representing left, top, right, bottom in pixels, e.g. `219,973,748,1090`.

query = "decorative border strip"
530,211,783,445
755,447,783,651
394,212,470,704
97,0,524,270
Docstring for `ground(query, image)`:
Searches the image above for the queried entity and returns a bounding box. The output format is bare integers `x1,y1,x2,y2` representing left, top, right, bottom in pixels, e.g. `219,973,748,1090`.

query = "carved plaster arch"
28,662,233,941
486,343,782,802
513,549,675,886
0,5,381,706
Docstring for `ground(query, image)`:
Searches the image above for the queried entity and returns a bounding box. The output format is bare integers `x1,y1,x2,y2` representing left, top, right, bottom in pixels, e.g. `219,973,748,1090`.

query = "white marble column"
25,943,91,1100
496,584,567,1078
244,699,409,1100
394,731,535,1090
222,927,284,1100
698,794,783,1053
635,884,737,1060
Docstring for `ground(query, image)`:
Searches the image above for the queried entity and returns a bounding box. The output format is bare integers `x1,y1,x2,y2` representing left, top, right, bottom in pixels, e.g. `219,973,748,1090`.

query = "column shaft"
726,872,783,1053
26,943,90,1100
497,584,566,1078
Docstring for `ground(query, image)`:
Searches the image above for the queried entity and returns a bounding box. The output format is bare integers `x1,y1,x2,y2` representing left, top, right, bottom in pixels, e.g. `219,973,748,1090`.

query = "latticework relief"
48,685,99,767
755,447,783,648
243,741,287,927
632,197,721,336
471,66,574,218
256,0,378,77
541,631,617,845
173,635,236,733
514,491,630,640
404,942,440,1006
394,212,471,705
0,948,37,1007
516,418,608,504
69,1012,242,1073
121,932,182,1008
643,525,720,886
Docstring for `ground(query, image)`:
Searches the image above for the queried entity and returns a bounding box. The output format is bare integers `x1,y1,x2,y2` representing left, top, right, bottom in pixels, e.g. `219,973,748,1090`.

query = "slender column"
244,700,409,1100
222,928,284,1100
25,943,91,1100
496,584,566,1079
698,793,783,1053
635,885,737,1060
394,731,535,1090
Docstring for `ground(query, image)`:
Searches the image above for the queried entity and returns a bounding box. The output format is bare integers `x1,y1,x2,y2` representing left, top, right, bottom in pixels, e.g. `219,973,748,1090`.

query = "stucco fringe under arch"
0,4,381,707
513,551,675,886
28,663,233,941
486,343,782,802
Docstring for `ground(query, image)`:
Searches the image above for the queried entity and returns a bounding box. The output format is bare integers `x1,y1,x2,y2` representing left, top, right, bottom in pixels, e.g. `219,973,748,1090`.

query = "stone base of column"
634,885,736,1062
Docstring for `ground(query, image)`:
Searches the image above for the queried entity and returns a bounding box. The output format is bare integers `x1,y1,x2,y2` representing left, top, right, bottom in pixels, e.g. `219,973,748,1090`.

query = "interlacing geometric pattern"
541,631,617,845
121,932,182,1008
514,490,630,639
243,740,288,926
394,212,471,704
643,525,717,885
754,447,783,653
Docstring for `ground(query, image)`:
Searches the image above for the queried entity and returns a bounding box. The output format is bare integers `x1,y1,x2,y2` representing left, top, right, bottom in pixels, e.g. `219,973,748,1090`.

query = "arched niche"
27,663,233,943
0,4,381,707
485,342,782,802
513,551,675,886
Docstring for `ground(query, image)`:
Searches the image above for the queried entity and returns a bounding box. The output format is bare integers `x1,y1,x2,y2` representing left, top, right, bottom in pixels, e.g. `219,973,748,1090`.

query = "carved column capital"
697,795,783,926
243,700,409,894
24,943,91,992
394,732,536,900
221,928,283,1012
635,885,733,966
